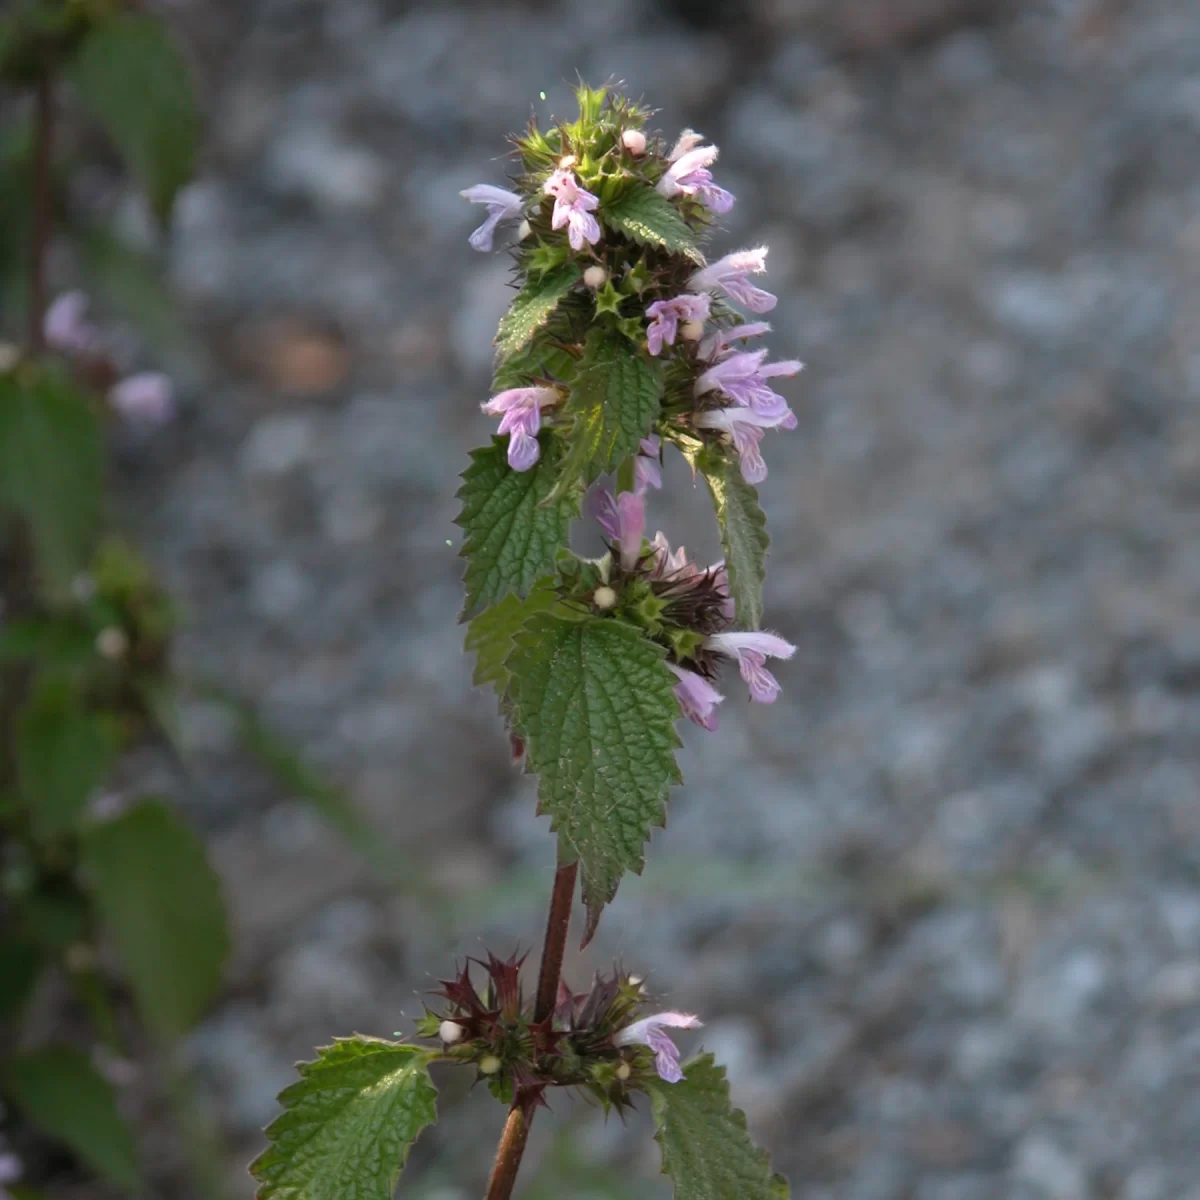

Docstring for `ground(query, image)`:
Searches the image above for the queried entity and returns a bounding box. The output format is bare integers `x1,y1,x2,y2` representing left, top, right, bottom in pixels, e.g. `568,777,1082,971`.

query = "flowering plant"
253,83,797,1199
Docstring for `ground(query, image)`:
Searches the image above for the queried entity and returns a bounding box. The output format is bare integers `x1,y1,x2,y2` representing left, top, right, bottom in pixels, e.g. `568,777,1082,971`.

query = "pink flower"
695,349,802,420
543,168,601,251
0,1151,21,1200
696,406,794,484
705,631,796,703
635,435,662,494
481,386,560,471
460,184,525,252
644,294,711,356
668,130,706,162
688,248,776,313
44,291,101,354
668,663,723,731
616,1011,702,1083
656,143,735,213
592,488,645,571
109,372,175,423
699,321,772,361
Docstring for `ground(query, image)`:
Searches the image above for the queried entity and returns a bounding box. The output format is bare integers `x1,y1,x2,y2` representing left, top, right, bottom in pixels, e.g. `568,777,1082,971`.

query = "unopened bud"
593,585,618,611
583,265,609,289
680,320,706,342
616,1061,632,1081
96,627,129,660
439,1020,465,1044
518,219,533,242
621,129,647,156
479,1054,503,1076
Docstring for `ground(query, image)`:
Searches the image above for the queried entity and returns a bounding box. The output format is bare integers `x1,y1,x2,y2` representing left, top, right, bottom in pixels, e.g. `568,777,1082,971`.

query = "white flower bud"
583,265,609,289
439,1020,465,1045
0,343,19,372
517,219,533,242
558,154,577,170
621,129,647,156
616,1061,632,1081
96,627,129,660
479,1054,503,1076
593,585,618,610
680,319,706,342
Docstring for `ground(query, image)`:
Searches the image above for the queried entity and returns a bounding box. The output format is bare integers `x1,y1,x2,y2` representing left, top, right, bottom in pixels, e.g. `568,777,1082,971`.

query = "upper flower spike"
657,141,735,213
593,488,646,572
705,631,796,703
543,168,601,251
460,184,524,252
481,386,560,471
616,1010,702,1083
688,248,777,313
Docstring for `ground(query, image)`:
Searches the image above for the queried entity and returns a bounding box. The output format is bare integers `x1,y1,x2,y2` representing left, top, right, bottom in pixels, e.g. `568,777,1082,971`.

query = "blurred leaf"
67,14,199,222
19,887,90,950
80,799,229,1039
508,614,681,942
0,116,33,317
648,1054,788,1200
494,265,579,363
3,1045,142,1192
699,447,769,630
602,184,703,263
17,675,116,841
0,615,95,667
0,938,41,1020
0,366,105,598
250,1038,437,1200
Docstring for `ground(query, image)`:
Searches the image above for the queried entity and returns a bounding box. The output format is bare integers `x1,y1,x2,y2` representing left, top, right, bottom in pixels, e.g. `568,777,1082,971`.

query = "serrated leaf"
80,800,229,1038
250,1037,437,1200
602,184,703,263
0,367,105,597
17,677,116,841
494,265,579,363
701,450,769,630
649,1054,788,1200
491,336,578,392
3,1045,142,1192
549,329,662,502
68,15,199,221
464,582,560,699
456,437,581,619
508,615,681,940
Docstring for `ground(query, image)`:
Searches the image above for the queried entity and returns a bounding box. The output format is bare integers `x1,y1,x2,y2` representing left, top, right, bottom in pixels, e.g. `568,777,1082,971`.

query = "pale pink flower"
592,488,645,571
481,386,560,471
621,129,648,156
109,372,175,423
696,406,794,484
695,349,801,420
656,143,735,213
699,321,772,361
644,293,711,356
635,435,662,494
667,664,723,732
616,1011,702,1083
0,1151,21,1200
44,291,101,354
460,184,524,252
543,168,601,251
705,631,796,703
688,248,776,313
649,531,697,582
668,130,706,162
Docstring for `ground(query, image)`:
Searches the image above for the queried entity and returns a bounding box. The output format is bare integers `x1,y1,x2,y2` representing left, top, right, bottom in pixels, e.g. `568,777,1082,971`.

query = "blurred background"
9,0,1200,1196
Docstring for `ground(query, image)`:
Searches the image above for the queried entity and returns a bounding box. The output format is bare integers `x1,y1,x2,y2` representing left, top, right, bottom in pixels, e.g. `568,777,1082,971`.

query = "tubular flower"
543,168,601,251
695,349,802,420
699,321,773,361
656,143,735,213
644,293,711,356
460,184,525,252
481,386,560,471
695,406,794,484
705,631,796,703
593,488,646,572
634,435,663,494
668,129,706,162
109,372,175,423
688,247,777,313
667,664,723,732
617,1011,702,1082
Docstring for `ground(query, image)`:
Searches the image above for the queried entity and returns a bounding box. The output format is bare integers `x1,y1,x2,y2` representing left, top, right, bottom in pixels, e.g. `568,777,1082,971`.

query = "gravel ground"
107,0,1200,1196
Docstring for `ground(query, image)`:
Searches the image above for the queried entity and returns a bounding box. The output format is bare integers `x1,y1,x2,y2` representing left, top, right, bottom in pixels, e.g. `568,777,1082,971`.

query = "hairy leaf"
550,329,662,501
649,1054,788,1200
80,800,229,1038
701,449,769,630
0,367,105,597
456,437,581,619
3,1046,141,1192
491,335,578,392
602,184,703,262
464,582,560,700
508,615,681,940
494,265,579,363
68,15,199,221
250,1038,437,1200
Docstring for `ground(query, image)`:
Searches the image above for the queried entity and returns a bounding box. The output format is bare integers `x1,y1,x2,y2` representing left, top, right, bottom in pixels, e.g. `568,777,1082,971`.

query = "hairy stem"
484,860,577,1200
28,73,54,354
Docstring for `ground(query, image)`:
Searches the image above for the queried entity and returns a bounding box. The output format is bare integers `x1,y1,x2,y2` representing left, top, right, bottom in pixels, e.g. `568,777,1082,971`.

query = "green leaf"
701,449,769,630
456,437,582,619
464,582,560,699
0,367,105,597
17,677,116,841
80,800,229,1038
0,616,96,667
648,1054,788,1200
0,938,41,1020
3,1045,142,1192
508,615,681,940
491,336,577,392
494,265,579,364
602,184,703,263
250,1037,437,1200
68,15,199,222
550,329,662,501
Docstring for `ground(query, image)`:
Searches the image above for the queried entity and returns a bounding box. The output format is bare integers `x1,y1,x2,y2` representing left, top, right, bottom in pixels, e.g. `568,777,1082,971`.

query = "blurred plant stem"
28,72,53,354
485,860,578,1200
